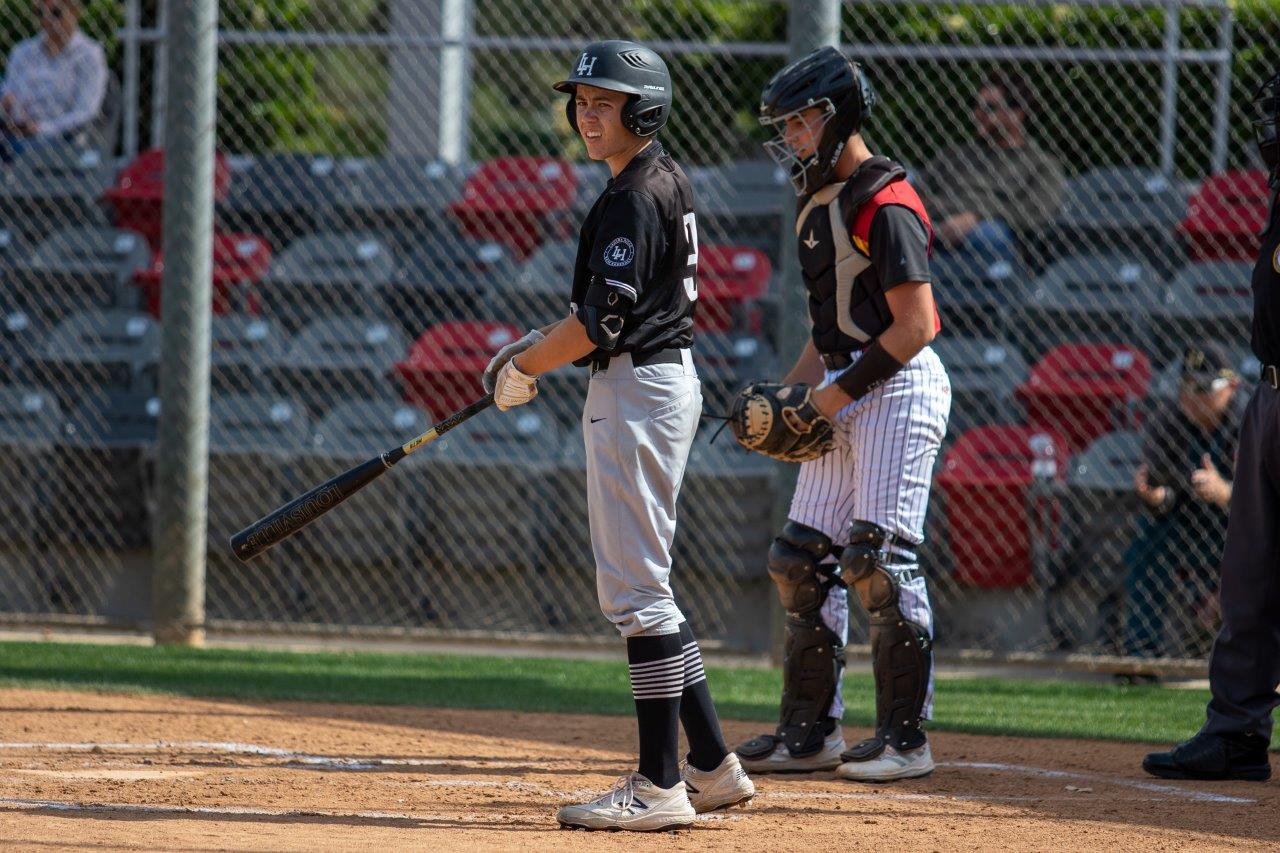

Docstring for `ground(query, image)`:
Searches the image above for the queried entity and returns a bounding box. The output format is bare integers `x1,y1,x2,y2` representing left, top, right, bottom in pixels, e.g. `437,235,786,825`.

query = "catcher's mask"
759,46,875,197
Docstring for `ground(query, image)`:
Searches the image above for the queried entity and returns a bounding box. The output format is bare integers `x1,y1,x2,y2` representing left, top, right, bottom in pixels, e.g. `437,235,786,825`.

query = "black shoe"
1143,732,1271,781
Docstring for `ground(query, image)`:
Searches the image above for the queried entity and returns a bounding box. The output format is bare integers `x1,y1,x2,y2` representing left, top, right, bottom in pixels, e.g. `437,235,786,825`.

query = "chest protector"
796,157,932,353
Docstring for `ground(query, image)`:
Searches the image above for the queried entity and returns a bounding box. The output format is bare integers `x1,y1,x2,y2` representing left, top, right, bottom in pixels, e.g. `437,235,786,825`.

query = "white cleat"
681,753,755,813
556,772,696,832
736,728,847,773
836,740,935,782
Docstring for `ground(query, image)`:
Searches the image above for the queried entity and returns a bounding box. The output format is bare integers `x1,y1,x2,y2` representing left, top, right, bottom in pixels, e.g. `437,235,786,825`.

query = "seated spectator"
0,0,107,160
920,70,1064,272
1123,343,1240,659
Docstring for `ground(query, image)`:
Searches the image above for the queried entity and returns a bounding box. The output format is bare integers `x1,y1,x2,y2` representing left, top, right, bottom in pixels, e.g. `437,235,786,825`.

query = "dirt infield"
0,688,1275,851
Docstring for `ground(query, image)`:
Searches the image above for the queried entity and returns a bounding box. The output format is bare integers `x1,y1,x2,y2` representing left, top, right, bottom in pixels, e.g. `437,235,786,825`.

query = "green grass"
0,640,1214,745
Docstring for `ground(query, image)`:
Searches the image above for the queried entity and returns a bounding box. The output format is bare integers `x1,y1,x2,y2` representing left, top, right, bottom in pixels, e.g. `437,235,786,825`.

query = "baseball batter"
482,40,754,831
729,47,951,782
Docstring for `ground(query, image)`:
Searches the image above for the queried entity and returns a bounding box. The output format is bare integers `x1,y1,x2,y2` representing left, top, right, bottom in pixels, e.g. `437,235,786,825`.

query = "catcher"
729,46,951,781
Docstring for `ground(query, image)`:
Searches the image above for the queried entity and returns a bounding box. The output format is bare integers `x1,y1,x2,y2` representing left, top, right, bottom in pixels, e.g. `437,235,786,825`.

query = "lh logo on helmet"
577,53,597,77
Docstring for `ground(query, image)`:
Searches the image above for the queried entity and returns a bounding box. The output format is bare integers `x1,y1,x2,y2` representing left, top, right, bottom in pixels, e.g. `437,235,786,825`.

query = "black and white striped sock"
678,621,729,773
627,632,684,789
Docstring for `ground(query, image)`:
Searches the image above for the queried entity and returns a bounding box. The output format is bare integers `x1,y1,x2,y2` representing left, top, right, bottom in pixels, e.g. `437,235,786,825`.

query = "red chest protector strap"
848,175,934,257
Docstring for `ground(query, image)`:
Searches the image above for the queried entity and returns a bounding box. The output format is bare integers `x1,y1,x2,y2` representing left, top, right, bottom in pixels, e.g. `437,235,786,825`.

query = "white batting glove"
482,329,545,394
493,357,539,411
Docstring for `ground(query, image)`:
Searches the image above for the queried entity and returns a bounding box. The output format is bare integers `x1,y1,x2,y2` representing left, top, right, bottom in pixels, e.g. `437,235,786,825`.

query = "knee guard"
839,520,932,752
766,522,845,757
767,521,835,617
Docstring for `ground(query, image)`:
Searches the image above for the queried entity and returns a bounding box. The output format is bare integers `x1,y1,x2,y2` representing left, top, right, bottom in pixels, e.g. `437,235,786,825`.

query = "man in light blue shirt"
1,0,107,158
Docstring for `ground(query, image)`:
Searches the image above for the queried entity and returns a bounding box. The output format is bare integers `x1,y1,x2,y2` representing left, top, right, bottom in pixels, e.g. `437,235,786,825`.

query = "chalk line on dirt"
941,761,1255,805
0,742,1255,806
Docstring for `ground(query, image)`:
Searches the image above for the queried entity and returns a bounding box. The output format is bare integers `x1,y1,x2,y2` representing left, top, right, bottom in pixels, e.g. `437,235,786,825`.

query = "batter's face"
574,85,635,161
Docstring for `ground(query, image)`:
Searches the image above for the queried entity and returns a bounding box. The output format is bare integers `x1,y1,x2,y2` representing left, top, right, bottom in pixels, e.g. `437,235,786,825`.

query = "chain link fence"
0,0,1272,664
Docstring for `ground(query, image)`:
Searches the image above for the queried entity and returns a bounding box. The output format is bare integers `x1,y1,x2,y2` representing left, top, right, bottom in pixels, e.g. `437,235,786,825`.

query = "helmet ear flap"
565,95,578,134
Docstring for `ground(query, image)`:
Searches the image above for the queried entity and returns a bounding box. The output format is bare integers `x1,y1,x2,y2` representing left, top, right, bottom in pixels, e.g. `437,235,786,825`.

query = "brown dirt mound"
0,688,1275,851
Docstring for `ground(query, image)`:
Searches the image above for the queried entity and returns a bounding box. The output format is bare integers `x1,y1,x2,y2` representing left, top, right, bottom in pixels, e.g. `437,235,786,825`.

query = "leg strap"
840,520,932,752
756,522,846,758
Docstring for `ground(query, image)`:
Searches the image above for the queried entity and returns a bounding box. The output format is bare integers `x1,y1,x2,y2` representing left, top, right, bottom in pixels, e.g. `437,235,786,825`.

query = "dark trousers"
1204,383,1280,742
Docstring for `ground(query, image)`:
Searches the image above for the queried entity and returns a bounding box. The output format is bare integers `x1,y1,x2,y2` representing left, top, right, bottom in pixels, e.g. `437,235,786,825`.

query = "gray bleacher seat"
48,392,159,549
695,332,778,415
0,140,113,241
1020,253,1158,359
0,386,59,539
292,400,431,568
327,156,468,236
29,311,158,409
257,232,396,332
0,296,45,385
206,393,311,547
932,336,1028,437
492,239,574,325
381,231,508,337
266,316,405,417
207,314,288,394
416,407,564,628
932,253,1030,341
686,160,788,259
219,153,345,251
7,226,149,321
1040,430,1146,648
673,428,776,650
1157,261,1253,364
570,161,612,216
1052,167,1186,276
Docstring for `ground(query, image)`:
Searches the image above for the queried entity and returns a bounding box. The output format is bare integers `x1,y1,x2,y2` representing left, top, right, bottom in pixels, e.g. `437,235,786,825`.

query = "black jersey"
570,141,697,363
1252,190,1280,365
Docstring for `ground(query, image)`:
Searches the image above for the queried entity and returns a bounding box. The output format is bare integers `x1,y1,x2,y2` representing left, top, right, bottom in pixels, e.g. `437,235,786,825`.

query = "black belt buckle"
822,351,854,370
589,356,610,375
1263,364,1280,390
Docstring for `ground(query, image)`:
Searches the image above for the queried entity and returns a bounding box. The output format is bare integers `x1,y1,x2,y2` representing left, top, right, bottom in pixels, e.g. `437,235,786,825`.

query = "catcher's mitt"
729,382,835,463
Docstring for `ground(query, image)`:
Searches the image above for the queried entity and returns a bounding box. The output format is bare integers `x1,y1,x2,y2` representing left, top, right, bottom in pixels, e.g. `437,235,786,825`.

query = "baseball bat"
230,394,494,563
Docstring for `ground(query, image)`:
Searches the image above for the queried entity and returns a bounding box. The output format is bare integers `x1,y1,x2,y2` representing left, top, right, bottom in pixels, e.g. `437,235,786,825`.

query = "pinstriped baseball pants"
788,345,951,720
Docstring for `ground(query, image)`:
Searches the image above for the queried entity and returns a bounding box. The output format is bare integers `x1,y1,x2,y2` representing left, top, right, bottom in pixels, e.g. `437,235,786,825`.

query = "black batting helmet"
1254,70,1279,187
759,46,876,196
554,40,672,137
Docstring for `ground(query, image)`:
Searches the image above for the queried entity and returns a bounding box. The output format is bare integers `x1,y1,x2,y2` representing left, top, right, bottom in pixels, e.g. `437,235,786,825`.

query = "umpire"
1144,69,1280,782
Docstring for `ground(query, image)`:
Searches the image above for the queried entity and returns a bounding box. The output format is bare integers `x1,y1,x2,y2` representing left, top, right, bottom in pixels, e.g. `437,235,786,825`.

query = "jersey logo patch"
603,237,635,267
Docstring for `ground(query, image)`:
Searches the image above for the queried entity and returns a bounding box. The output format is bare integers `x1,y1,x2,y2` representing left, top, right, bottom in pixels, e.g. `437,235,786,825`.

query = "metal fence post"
1158,0,1182,177
766,0,842,661
1209,4,1235,175
152,0,218,646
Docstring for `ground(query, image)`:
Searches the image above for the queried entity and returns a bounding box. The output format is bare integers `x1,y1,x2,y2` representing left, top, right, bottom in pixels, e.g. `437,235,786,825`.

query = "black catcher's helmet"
759,46,875,196
554,40,672,137
1254,70,1279,187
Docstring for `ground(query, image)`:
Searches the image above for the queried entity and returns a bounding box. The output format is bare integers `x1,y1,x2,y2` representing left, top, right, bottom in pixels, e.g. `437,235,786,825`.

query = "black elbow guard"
578,282,631,351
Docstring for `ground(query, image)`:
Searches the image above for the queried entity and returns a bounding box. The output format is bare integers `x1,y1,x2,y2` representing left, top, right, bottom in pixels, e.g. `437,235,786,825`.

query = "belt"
1263,364,1279,390
820,349,868,370
589,348,684,375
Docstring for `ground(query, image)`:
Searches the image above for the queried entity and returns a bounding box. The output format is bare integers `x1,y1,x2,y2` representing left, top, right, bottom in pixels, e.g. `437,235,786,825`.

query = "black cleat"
1143,732,1271,781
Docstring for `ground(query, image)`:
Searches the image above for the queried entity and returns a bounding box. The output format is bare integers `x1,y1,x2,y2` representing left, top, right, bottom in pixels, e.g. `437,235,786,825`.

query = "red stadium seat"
449,156,577,260
936,425,1066,588
1015,343,1150,455
135,233,271,318
395,321,521,419
103,148,232,252
695,244,770,333
1179,169,1271,262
